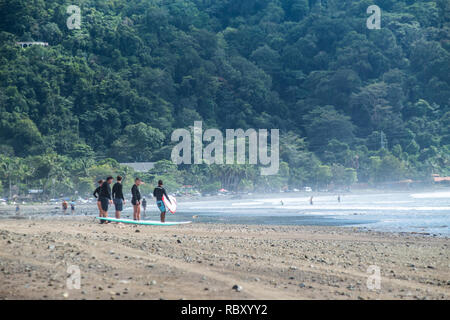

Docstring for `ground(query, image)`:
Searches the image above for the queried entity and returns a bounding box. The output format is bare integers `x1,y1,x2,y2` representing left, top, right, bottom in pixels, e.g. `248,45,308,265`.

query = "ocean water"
175,191,450,236
1,191,449,236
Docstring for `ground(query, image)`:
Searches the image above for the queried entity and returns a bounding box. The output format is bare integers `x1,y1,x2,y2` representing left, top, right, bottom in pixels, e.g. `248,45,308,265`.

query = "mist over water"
177,191,450,236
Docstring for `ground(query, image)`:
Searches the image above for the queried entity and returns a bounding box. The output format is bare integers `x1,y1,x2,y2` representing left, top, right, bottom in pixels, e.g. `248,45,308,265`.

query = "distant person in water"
15,204,20,215
93,180,104,218
70,201,75,214
99,176,114,224
309,196,313,205
142,197,147,216
112,176,125,219
131,178,143,221
153,180,171,223
280,200,284,206
62,200,68,213
338,195,341,203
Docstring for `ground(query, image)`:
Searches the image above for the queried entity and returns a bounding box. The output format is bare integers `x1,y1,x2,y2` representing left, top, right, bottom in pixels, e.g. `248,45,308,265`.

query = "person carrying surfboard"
131,178,143,221
99,176,114,224
153,180,171,223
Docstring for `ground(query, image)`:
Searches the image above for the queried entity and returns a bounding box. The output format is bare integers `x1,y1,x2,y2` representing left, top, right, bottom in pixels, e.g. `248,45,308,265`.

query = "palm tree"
0,156,20,201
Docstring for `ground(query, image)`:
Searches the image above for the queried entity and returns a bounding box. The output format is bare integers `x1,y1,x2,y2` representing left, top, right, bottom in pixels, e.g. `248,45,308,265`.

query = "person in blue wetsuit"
153,180,171,223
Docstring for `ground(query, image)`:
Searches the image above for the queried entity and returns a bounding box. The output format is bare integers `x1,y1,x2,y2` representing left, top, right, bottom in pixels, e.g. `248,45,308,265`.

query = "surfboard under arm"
163,194,177,214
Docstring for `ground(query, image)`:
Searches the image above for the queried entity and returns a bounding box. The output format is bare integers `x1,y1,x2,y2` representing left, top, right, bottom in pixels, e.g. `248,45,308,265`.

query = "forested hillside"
0,0,449,197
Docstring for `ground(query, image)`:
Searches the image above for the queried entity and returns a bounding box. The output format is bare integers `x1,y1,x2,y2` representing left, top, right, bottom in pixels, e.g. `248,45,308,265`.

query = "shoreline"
1,204,449,239
0,217,448,300
1,213,449,239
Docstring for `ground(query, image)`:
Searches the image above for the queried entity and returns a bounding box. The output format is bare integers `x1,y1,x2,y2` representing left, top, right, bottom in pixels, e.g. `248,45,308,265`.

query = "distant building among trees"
16,42,48,48
120,162,155,173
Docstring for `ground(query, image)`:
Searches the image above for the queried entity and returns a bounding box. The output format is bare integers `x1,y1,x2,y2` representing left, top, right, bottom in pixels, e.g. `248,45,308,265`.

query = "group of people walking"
93,176,170,224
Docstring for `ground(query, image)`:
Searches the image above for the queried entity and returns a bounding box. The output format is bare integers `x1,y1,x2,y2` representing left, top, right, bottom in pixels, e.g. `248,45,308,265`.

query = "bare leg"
136,205,141,221
160,211,166,223
115,201,120,219
97,201,102,216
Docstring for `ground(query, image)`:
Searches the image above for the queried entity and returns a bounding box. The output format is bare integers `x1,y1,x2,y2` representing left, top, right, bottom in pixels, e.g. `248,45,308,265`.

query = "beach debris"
232,284,242,292
62,292,69,298
298,283,306,288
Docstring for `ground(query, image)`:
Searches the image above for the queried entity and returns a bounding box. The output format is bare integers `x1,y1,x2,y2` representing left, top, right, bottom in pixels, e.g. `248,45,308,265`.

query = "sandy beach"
0,217,448,300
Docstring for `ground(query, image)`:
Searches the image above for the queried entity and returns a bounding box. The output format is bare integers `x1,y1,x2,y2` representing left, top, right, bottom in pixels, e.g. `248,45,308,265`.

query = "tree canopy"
0,0,449,197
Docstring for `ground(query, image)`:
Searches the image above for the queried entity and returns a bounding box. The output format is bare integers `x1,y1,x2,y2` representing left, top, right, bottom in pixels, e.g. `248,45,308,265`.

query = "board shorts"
114,198,123,212
156,200,166,213
99,197,109,212
131,198,140,206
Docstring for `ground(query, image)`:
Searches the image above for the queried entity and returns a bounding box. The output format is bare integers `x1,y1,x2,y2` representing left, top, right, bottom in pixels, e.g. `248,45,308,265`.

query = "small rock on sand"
232,285,242,292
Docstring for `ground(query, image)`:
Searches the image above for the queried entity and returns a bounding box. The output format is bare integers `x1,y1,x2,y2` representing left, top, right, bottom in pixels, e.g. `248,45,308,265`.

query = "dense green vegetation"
0,0,449,198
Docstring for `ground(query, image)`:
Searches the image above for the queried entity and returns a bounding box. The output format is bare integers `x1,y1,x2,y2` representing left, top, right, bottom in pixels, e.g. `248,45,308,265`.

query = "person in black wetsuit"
142,198,147,216
93,180,104,217
153,180,171,223
99,176,114,223
131,178,143,221
112,176,125,219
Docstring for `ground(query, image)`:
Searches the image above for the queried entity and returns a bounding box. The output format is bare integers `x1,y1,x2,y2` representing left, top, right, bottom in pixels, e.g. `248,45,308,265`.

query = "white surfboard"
163,194,177,214
96,217,190,226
